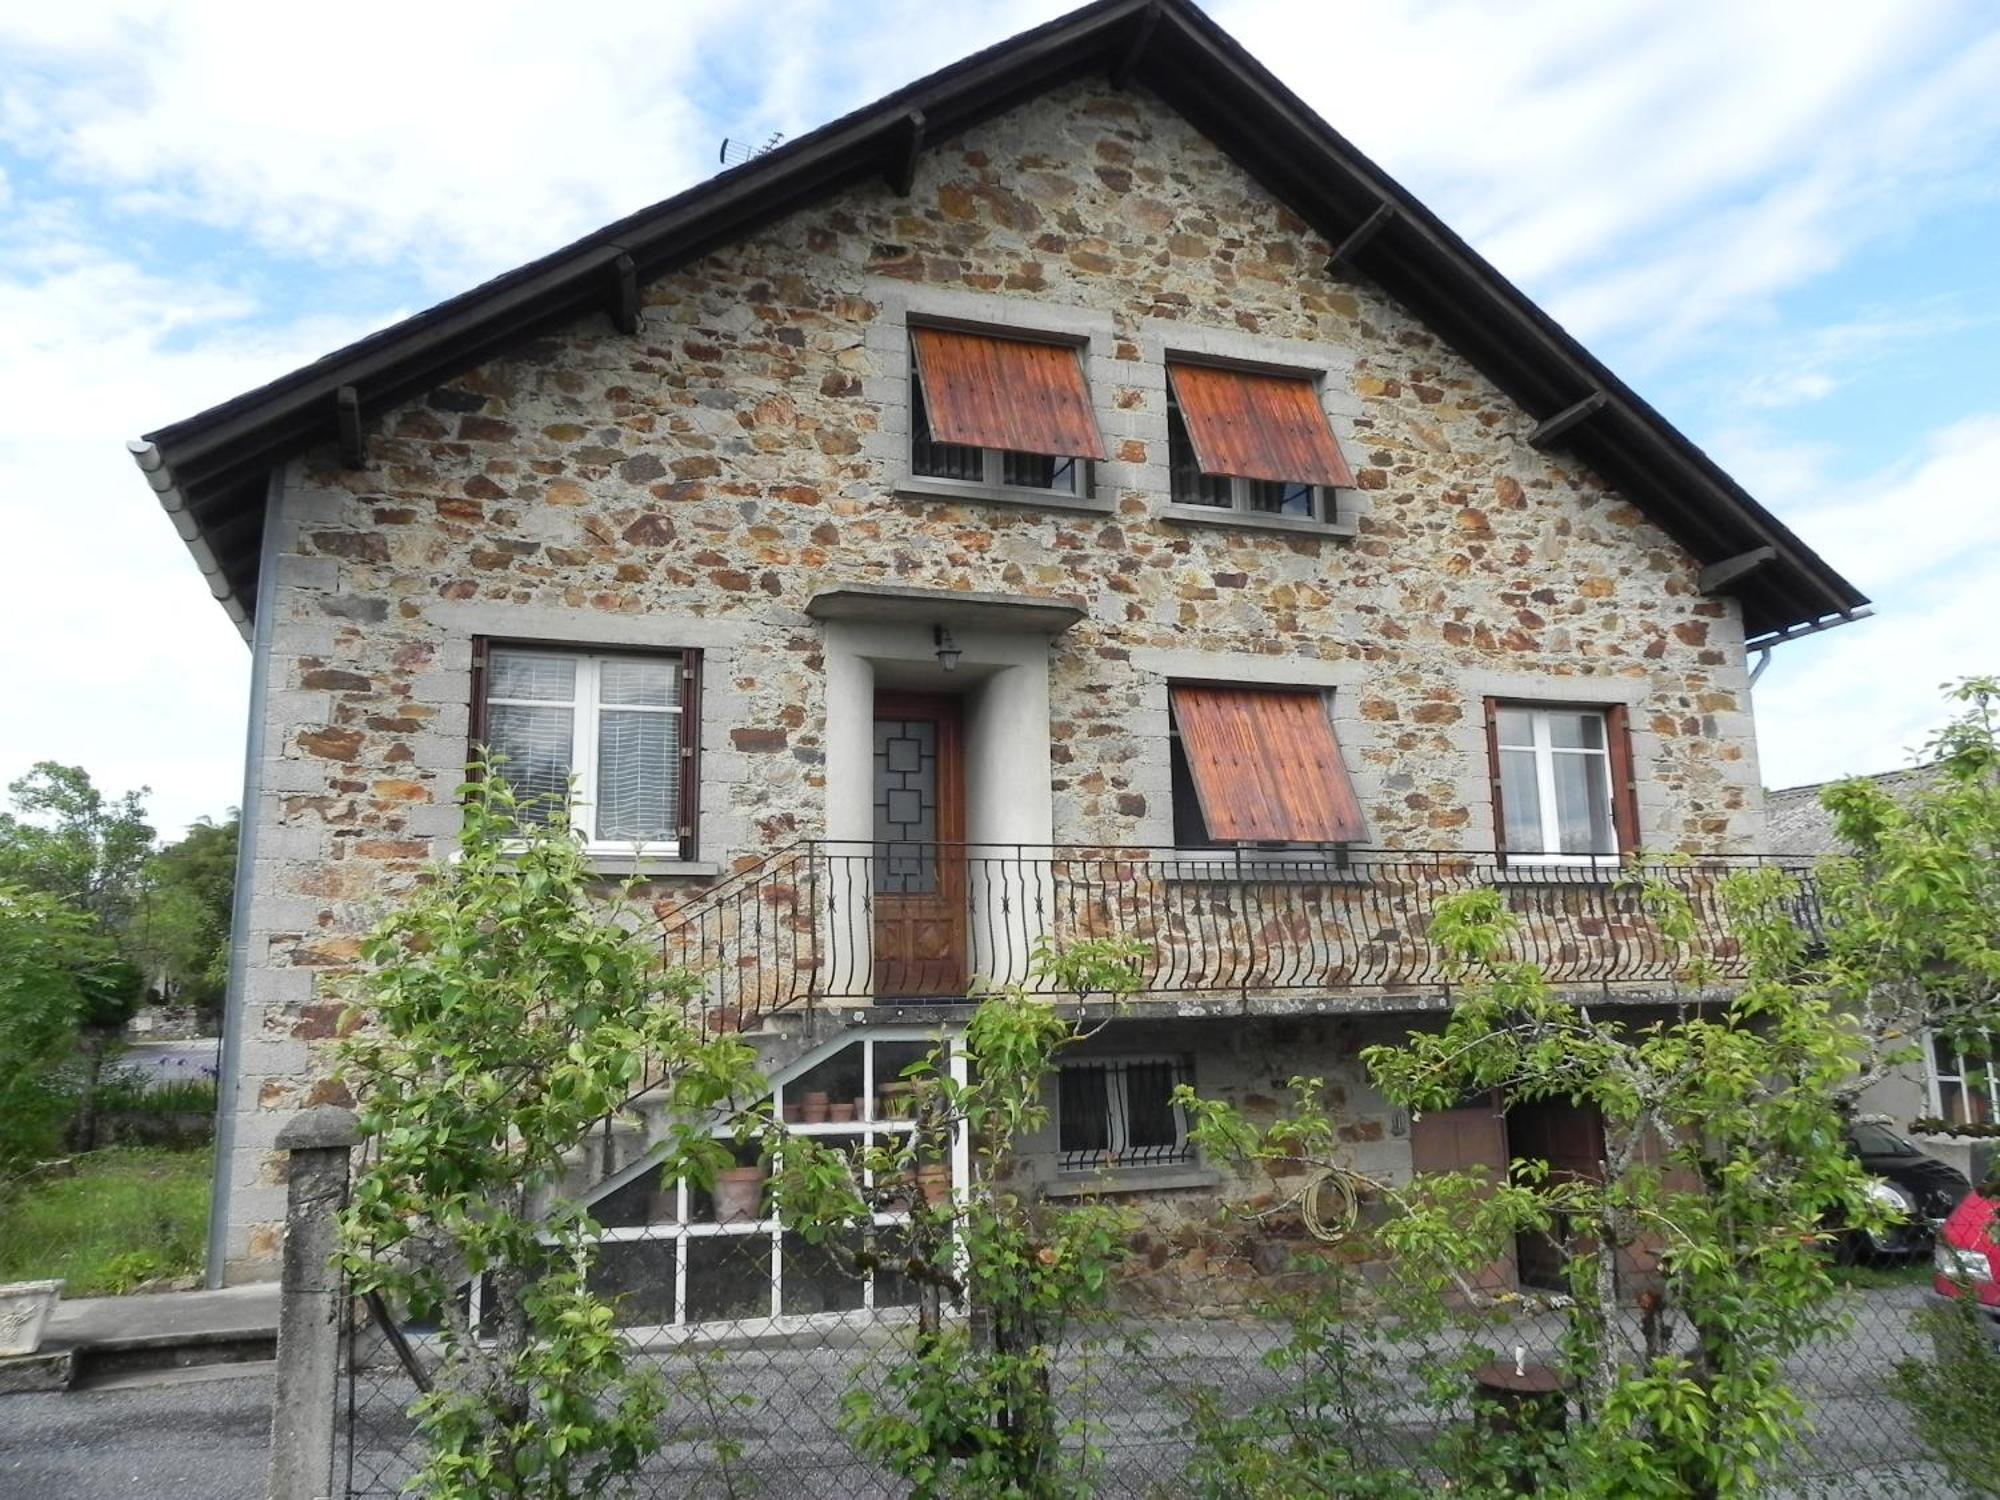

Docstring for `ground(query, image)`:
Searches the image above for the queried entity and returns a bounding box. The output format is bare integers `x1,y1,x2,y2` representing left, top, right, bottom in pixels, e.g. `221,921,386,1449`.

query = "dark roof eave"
129,0,1869,646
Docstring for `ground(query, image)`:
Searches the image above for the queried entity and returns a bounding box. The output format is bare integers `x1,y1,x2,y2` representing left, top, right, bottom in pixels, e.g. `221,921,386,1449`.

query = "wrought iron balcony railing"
657,842,1820,1033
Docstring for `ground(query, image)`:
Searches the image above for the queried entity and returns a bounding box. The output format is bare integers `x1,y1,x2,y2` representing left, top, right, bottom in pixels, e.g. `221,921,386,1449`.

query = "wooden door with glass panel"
871,692,966,998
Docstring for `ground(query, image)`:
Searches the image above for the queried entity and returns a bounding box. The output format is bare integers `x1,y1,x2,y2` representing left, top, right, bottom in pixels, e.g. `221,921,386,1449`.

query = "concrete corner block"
276,1106,360,1153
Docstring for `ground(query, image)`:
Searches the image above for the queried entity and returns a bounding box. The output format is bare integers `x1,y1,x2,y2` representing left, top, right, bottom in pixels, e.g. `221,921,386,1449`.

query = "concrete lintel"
805,583,1087,634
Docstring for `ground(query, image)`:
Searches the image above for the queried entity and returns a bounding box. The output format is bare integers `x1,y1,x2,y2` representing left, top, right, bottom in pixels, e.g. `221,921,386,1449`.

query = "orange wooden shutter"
1604,703,1641,856
1170,686,1366,843
909,327,1106,459
1166,363,1355,488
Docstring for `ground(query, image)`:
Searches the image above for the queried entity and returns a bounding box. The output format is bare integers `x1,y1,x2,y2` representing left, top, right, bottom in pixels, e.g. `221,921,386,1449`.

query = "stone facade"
219,81,1766,1278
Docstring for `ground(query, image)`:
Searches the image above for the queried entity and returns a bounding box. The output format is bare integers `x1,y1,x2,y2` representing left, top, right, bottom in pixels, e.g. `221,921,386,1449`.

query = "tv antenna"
718,132,785,166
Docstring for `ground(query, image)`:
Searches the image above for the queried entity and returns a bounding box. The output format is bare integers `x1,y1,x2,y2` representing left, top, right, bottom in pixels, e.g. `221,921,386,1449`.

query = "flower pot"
713,1167,765,1225
879,1082,916,1119
854,1095,870,1121
828,1102,856,1124
800,1091,831,1126
0,1280,62,1357
916,1165,954,1209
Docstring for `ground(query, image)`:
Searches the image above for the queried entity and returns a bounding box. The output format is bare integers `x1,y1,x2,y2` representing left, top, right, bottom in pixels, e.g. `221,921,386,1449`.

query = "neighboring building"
1768,768,1997,1187
133,0,1869,1306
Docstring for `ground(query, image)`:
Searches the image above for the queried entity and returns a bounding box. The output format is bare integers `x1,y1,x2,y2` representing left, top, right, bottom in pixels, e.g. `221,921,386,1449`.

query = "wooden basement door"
871,692,967,998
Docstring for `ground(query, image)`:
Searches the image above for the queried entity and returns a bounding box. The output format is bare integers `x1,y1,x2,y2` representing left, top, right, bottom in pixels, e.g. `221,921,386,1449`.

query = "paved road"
114,1039,220,1088
0,1369,270,1500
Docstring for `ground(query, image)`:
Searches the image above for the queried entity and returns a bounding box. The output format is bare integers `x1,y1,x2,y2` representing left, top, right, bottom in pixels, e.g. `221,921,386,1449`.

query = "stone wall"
218,80,1766,1277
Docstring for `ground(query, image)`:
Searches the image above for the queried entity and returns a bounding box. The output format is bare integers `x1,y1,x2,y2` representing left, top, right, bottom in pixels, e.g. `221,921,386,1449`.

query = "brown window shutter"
467,636,491,781
679,649,703,860
1604,703,1641,856
908,327,1106,459
1166,362,1355,488
1481,697,1507,864
1169,686,1367,844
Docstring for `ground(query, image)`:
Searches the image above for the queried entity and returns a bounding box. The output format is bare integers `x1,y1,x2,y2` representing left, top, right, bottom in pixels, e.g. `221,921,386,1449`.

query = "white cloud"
1733,412,2000,786
0,239,386,837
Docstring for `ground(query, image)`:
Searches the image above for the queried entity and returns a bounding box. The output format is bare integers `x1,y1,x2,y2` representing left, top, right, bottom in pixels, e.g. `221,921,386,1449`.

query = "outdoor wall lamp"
933,624,962,672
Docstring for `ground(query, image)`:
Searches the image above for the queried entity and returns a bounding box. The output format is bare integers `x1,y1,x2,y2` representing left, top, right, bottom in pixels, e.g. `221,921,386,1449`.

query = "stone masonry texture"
223,82,1766,1277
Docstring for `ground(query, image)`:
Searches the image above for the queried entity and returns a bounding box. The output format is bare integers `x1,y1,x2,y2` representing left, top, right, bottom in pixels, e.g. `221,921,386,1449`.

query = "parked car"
1931,1178,1999,1328
1835,1119,1972,1263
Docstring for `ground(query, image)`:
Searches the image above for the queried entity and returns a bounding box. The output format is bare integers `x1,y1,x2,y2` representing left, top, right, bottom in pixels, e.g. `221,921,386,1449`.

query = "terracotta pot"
828,1102,856,1124
800,1090,831,1125
854,1095,870,1121
0,1280,62,1357
713,1166,765,1225
879,1082,916,1119
916,1165,953,1209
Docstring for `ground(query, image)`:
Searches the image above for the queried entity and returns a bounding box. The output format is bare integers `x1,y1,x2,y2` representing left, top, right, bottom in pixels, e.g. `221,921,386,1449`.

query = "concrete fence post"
267,1106,358,1500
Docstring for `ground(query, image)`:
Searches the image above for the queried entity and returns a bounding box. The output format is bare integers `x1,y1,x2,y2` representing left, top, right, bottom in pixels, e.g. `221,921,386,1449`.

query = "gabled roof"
129,0,1868,649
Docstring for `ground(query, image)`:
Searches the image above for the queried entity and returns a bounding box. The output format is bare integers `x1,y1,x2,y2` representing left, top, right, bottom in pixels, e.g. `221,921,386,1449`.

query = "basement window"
1057,1056,1194,1172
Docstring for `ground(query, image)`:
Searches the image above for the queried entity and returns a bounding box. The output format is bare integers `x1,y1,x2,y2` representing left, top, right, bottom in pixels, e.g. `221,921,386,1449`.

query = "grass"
0,1147,210,1296
1830,1257,1934,1290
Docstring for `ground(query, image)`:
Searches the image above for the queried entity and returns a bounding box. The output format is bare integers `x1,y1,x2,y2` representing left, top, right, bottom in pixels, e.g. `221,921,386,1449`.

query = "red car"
1932,1178,2000,1340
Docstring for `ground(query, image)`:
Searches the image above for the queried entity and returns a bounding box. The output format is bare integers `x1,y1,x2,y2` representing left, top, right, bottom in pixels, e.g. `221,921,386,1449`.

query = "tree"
336,771,767,1500
0,763,154,929
130,814,238,1019
1811,676,2000,1107
0,883,105,1170
770,939,1147,1500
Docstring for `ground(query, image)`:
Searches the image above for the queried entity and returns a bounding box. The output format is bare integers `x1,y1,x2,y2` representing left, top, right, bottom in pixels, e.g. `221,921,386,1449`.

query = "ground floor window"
1929,1031,1998,1127
571,1030,967,1333
1056,1056,1193,1172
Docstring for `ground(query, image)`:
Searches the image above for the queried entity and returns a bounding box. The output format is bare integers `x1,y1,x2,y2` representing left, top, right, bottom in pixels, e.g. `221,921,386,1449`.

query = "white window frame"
484,646,686,859
906,333,1090,500
1165,385,1333,524
544,1029,970,1339
1496,705,1619,868
1927,1029,1999,1128
1055,1055,1194,1173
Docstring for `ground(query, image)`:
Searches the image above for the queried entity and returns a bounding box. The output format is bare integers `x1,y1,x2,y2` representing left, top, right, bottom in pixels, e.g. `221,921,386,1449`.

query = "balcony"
658,842,1819,1031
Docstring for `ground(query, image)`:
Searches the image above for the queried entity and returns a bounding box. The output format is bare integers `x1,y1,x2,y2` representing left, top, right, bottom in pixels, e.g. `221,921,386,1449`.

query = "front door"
872,692,967,998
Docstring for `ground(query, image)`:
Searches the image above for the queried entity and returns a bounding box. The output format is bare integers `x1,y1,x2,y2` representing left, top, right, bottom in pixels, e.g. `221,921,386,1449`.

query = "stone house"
133,0,1868,1316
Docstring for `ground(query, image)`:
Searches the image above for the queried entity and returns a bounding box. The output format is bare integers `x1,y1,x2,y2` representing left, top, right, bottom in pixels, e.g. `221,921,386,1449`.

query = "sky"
1,0,1996,840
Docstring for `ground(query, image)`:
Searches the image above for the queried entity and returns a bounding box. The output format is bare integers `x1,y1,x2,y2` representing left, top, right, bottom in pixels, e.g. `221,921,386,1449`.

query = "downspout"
205,469,285,1286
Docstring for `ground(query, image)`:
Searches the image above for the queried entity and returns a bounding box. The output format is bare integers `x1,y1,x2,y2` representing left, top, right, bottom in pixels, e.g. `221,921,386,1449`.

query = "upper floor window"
1485,702,1636,865
1929,1032,1998,1127
908,326,1104,497
1168,684,1366,848
1165,361,1353,524
476,643,699,858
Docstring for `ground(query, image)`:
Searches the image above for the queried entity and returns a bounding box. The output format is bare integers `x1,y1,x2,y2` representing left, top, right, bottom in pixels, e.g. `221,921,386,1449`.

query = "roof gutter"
129,439,253,642
1743,605,1874,655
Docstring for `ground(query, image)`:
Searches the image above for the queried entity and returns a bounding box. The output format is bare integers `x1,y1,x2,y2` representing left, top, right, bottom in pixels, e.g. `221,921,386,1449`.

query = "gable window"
1929,1032,1998,1127
1057,1056,1193,1171
476,643,699,857
1166,361,1353,524
1483,702,1637,865
908,326,1104,497
1168,685,1367,848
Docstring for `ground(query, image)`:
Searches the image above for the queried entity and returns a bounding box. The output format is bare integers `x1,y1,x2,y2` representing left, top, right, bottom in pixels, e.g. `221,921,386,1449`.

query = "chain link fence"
336,1195,1968,1499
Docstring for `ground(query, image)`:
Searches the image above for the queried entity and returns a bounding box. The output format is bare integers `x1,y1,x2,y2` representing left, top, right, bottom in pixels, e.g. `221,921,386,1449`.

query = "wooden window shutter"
1481,696,1507,864
679,649,703,859
1169,685,1367,844
467,636,491,780
908,327,1106,459
1165,362,1355,488
1604,703,1641,856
